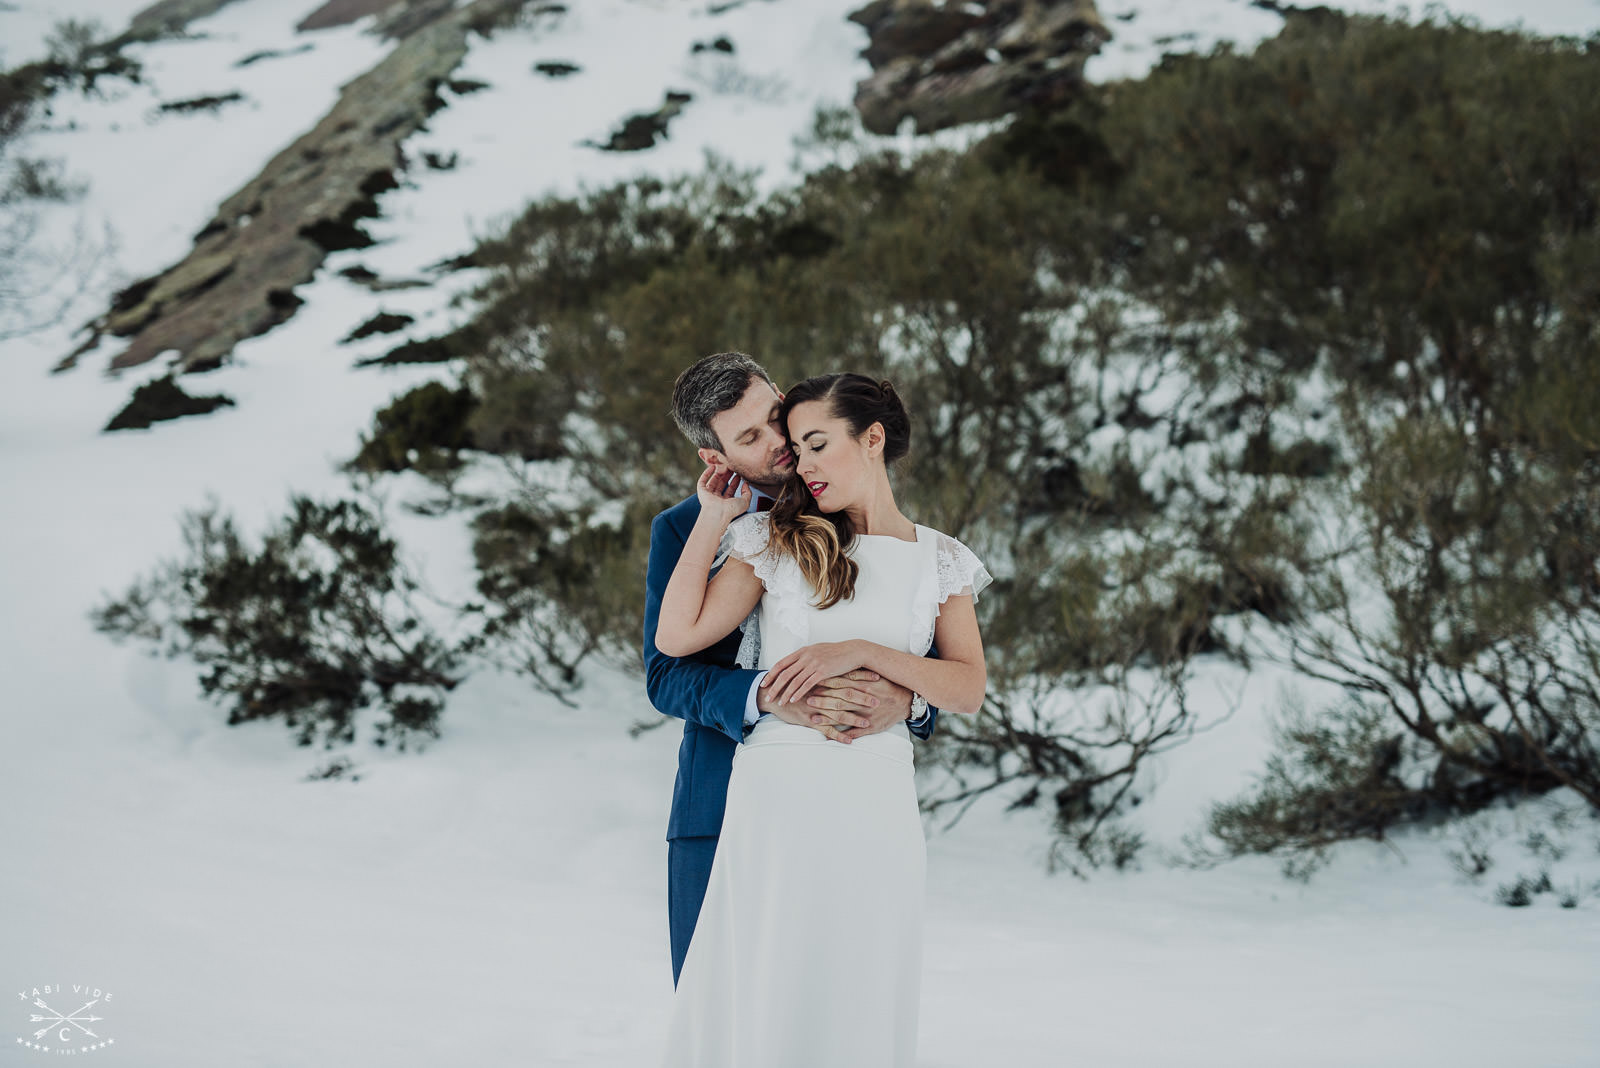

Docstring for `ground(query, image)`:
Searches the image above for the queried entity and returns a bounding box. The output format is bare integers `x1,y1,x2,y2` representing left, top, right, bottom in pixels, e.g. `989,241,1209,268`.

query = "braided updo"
768,373,913,608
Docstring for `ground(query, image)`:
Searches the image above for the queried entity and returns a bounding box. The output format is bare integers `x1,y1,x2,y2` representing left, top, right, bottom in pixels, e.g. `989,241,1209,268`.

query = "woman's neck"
844,472,913,539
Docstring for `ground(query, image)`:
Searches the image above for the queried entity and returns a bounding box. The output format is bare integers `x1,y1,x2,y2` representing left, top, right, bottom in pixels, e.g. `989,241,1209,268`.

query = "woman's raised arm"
655,465,766,658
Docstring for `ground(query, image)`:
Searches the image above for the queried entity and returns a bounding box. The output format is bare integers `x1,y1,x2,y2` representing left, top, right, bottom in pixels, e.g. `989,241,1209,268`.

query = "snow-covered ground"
3,1,1599,1065
1086,0,1600,82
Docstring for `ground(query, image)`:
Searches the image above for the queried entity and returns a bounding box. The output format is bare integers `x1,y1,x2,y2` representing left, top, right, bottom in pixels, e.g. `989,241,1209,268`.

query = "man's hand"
809,671,915,741
763,640,869,707
756,669,914,744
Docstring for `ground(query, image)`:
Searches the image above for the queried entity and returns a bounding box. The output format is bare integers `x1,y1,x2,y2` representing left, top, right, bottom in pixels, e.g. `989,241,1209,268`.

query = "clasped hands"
757,641,910,744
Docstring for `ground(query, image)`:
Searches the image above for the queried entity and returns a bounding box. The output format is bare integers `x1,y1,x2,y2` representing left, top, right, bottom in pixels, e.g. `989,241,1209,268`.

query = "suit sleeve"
908,639,940,742
644,510,762,744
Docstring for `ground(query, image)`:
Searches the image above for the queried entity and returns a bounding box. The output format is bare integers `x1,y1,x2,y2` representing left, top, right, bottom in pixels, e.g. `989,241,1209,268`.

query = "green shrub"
348,381,478,474
104,376,235,431
1200,696,1435,879
91,497,463,750
341,310,414,342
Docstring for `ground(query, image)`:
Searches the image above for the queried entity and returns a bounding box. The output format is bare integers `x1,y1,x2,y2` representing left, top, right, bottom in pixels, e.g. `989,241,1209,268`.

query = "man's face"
701,378,795,495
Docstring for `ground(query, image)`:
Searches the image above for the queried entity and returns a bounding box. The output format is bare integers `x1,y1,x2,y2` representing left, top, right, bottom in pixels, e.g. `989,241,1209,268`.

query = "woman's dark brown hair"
768,373,911,608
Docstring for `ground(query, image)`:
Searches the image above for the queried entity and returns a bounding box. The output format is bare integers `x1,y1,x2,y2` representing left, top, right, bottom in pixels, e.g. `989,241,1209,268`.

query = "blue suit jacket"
644,494,937,840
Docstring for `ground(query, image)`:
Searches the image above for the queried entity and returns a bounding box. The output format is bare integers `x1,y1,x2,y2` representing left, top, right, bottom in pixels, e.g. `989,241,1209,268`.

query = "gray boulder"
849,0,1111,135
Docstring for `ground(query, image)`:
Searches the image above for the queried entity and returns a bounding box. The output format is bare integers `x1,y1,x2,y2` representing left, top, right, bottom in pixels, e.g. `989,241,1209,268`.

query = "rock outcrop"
67,0,536,375
296,0,404,34
117,0,247,45
848,0,1111,135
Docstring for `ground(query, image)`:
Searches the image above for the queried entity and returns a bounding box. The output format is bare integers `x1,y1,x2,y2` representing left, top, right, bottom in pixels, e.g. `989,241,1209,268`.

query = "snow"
0,0,153,71
3,3,391,345
1086,0,1600,83
3,0,1600,1065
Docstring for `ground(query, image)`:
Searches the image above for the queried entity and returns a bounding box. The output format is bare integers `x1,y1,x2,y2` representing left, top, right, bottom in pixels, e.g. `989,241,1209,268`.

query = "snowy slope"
0,0,154,71
3,1,1600,1066
1087,0,1600,82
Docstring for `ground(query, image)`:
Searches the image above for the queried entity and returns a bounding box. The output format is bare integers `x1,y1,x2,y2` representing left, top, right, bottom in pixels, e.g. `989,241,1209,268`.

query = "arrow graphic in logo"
28,997,103,1040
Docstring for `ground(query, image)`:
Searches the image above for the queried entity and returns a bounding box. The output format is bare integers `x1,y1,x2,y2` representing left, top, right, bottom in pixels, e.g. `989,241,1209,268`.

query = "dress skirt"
661,717,926,1068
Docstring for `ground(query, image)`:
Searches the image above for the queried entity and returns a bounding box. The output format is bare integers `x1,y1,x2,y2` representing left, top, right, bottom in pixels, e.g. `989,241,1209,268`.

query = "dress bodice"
757,532,927,668
724,513,991,672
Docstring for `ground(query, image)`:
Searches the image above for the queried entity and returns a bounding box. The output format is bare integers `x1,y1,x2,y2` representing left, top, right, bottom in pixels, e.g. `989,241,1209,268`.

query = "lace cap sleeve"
934,530,993,603
719,513,776,670
723,511,811,652
909,527,993,656
722,511,792,595
724,512,774,569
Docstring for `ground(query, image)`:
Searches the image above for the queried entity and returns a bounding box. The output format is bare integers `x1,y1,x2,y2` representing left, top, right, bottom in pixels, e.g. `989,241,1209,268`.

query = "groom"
643,350,938,984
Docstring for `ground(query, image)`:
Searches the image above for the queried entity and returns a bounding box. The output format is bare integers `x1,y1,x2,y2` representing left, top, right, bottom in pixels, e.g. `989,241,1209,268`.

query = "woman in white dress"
655,373,992,1068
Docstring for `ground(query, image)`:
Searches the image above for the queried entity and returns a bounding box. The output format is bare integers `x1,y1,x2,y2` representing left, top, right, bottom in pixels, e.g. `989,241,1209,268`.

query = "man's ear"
697,447,726,468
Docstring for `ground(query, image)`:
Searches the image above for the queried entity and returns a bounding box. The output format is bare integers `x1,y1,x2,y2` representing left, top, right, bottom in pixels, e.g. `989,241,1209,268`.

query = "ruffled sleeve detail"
724,512,811,655
725,512,775,578
909,527,992,656
935,530,993,603
729,511,771,565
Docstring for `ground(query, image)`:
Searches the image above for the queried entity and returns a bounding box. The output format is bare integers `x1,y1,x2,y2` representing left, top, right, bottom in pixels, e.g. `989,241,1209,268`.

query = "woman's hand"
696,461,751,528
763,641,868,708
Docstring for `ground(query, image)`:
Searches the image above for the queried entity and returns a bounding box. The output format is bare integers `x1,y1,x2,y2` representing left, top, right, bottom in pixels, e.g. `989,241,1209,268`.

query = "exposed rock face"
848,0,1111,135
70,0,534,375
295,0,471,39
375,0,464,41
296,0,403,34
118,0,248,44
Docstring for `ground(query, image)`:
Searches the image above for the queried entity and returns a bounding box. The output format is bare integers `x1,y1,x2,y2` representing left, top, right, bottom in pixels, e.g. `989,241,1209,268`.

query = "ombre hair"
768,373,912,608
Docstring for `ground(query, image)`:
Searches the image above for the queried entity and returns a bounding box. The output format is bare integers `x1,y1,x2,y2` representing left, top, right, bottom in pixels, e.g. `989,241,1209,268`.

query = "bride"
655,372,991,1068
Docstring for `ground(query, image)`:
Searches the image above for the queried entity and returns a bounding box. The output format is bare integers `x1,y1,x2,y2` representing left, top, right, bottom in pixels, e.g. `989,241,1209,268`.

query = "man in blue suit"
644,351,938,984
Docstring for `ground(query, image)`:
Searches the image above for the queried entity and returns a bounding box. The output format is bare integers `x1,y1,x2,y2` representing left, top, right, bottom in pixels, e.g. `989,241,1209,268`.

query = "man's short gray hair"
671,352,778,453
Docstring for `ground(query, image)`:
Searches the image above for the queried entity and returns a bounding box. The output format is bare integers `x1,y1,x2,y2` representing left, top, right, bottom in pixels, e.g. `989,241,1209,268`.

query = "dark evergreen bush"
91,497,464,750
341,310,414,342
348,381,478,474
1496,871,1553,907
1110,11,1600,869
154,91,245,116
1199,697,1435,879
469,500,654,700
104,376,235,431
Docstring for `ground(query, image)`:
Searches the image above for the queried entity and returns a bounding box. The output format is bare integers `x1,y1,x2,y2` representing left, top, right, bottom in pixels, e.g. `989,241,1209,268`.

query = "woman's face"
787,399,877,513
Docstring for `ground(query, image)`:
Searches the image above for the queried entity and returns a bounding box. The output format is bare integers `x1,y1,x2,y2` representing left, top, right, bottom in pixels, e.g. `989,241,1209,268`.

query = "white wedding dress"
661,512,991,1068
